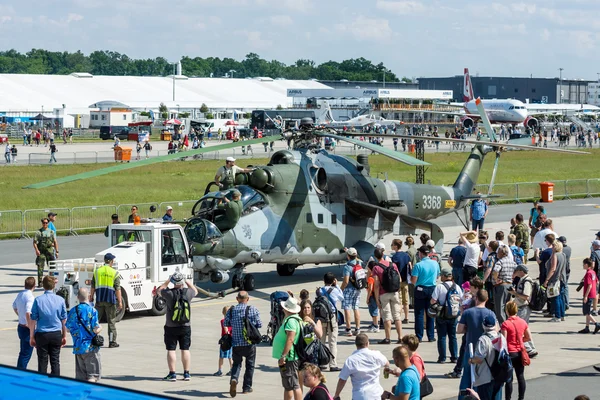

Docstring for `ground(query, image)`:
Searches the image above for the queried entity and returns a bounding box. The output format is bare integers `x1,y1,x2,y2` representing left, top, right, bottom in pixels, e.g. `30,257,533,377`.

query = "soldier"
33,218,58,287
216,190,244,231
214,157,253,191
513,213,530,259
90,253,122,348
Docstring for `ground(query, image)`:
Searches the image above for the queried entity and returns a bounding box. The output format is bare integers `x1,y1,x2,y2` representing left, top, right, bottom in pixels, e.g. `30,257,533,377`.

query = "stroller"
266,291,289,345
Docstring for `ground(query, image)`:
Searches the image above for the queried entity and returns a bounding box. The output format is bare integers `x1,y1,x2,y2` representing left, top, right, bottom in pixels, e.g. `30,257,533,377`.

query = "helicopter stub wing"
316,132,430,166
23,136,282,189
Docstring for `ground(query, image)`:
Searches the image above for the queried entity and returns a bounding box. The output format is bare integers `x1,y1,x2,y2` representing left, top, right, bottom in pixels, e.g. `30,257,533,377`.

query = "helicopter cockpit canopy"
192,185,267,218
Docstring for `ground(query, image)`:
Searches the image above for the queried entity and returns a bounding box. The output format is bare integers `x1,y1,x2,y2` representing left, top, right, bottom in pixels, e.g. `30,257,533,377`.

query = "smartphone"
459,389,470,396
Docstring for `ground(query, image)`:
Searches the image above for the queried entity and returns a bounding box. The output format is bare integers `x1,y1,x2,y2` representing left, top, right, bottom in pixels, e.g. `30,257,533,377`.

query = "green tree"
200,103,209,113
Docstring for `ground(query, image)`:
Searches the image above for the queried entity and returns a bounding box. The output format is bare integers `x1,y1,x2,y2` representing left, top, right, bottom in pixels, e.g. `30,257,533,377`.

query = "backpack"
528,279,546,311
484,335,513,383
243,306,262,345
379,262,401,293
313,289,334,323
442,282,461,319
171,288,191,324
510,246,524,265
350,263,367,290
308,385,334,400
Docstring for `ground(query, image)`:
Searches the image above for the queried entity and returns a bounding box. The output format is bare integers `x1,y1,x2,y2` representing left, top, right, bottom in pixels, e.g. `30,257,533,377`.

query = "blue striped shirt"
31,291,67,333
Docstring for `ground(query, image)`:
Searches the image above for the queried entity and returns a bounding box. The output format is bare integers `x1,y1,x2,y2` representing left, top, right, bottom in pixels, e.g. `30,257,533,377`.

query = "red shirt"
501,315,527,353
410,352,425,380
221,318,232,336
584,269,597,299
372,259,399,295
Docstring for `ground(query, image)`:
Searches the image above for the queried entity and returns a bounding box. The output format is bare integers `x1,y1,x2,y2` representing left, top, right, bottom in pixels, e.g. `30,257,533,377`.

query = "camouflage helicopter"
26,99,586,294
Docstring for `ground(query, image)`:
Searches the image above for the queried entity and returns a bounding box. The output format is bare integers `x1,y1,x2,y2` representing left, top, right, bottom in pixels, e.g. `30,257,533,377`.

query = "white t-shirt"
464,241,481,267
12,289,34,326
533,229,557,250
339,348,388,400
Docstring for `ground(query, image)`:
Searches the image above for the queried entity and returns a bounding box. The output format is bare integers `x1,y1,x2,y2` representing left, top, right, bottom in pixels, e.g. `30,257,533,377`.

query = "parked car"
100,126,130,140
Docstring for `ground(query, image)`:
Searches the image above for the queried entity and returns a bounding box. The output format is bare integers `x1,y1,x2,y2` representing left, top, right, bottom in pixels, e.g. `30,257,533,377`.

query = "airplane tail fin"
321,101,335,123
463,68,474,102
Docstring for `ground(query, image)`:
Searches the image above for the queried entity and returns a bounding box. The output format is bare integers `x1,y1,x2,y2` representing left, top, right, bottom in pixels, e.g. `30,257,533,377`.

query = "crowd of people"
12,197,600,400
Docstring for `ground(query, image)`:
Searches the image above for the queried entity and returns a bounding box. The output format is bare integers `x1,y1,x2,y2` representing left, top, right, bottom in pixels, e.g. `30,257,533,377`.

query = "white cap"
375,242,385,250
426,239,435,248
226,156,236,162
166,206,173,211
346,247,358,256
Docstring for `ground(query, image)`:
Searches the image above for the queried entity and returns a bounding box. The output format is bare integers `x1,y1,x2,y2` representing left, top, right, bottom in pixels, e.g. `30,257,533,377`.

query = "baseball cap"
557,236,567,244
170,272,184,285
226,156,236,162
593,240,600,247
232,189,242,197
48,212,57,217
596,231,600,238
375,242,386,250
104,253,116,261
441,267,453,277
166,206,173,211
515,264,528,274
111,214,119,219
426,239,435,248
346,247,358,256
482,314,497,329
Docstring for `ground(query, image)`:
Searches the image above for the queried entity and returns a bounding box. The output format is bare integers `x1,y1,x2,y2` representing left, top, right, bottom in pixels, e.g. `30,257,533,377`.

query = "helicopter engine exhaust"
357,154,370,175
211,270,230,284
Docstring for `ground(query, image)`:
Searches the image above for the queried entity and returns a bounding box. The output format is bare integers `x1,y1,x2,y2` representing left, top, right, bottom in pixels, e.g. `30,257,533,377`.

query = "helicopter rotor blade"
475,97,498,143
23,135,281,189
315,132,430,166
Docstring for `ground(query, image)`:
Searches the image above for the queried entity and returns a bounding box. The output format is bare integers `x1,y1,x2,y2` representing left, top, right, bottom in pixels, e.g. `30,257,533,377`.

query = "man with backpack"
372,248,403,344
314,273,343,372
431,267,463,363
468,314,506,400
224,291,262,397
412,246,440,342
340,248,365,336
272,297,303,400
156,272,198,382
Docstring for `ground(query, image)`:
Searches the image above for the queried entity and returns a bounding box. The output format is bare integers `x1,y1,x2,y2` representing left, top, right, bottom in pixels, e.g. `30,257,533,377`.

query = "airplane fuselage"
464,99,528,124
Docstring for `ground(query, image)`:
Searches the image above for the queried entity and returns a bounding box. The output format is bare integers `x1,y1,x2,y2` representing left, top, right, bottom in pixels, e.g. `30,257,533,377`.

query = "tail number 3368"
422,195,441,209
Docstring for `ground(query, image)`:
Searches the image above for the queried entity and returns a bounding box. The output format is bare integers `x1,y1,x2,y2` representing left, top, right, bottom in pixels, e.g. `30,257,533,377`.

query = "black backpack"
171,288,191,324
379,262,401,292
350,263,367,290
289,316,312,363
528,279,546,312
243,306,262,345
313,289,334,322
484,335,513,384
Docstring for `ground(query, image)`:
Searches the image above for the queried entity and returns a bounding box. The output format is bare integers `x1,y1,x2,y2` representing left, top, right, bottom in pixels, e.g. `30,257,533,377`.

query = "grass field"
2,148,599,211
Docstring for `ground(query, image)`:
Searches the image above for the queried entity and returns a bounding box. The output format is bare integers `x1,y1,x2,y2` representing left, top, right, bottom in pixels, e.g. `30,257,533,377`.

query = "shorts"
399,282,409,306
368,296,379,317
342,287,361,310
583,298,593,316
279,359,300,391
75,351,101,381
380,292,401,322
220,347,232,359
530,227,538,237
164,325,191,351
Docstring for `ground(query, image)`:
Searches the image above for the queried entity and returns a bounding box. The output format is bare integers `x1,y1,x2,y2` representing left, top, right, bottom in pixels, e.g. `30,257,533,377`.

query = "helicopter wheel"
276,263,296,277
243,274,255,291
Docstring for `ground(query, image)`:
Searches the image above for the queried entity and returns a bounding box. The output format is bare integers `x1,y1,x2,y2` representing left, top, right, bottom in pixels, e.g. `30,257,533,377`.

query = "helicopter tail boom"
452,144,488,199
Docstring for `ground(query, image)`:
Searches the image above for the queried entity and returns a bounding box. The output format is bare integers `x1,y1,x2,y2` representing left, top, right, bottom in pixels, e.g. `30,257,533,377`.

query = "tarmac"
1,200,600,399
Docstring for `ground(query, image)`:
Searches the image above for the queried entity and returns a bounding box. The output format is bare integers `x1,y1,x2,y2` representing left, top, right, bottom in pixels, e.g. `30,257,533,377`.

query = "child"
580,258,600,334
401,334,425,380
366,263,380,333
461,281,473,311
214,306,233,376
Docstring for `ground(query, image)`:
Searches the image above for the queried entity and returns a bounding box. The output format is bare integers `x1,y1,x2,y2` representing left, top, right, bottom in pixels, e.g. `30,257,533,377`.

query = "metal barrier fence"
4,178,600,237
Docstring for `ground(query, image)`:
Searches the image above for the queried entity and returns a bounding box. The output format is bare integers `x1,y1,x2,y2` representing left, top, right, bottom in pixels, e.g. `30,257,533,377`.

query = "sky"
1,0,599,80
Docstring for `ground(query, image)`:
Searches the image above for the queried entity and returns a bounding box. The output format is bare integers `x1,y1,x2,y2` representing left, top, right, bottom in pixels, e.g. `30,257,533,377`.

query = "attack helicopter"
26,98,587,294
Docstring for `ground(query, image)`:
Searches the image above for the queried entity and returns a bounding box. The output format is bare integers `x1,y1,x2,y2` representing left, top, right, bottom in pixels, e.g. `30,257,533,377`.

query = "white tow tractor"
49,223,193,321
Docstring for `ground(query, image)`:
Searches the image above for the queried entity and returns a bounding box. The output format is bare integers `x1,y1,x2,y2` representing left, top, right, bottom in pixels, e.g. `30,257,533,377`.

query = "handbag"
420,374,434,398
219,333,233,351
76,304,104,347
511,320,530,366
546,280,561,298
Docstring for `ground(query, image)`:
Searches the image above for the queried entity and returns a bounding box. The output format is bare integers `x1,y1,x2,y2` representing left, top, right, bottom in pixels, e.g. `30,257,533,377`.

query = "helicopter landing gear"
276,263,296,277
231,264,255,291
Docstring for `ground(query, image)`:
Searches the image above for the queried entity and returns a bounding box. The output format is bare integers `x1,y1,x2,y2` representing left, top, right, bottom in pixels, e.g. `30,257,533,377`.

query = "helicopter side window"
161,229,187,265
317,214,324,224
331,214,337,224
306,213,312,223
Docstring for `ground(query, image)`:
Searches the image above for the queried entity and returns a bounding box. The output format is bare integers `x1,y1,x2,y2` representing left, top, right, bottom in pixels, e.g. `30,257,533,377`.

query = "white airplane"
318,101,401,128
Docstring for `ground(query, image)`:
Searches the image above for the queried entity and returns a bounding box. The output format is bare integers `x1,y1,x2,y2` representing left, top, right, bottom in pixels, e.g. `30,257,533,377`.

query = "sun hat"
281,296,301,314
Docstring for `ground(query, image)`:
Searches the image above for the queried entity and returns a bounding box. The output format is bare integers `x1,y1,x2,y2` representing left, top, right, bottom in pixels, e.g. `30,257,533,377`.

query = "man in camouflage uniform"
32,218,58,287
513,213,530,260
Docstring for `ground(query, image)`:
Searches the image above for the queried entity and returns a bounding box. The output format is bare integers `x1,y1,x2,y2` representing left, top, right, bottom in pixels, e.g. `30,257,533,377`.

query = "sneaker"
353,328,361,336
230,379,238,398
592,311,598,316
329,366,341,372
578,327,591,334
378,338,391,344
368,324,378,333
226,370,232,376
437,359,446,364
183,372,190,381
345,328,352,337
528,350,538,358
242,388,253,394
561,317,565,321
402,318,409,324
550,317,561,322
444,371,461,379
429,338,437,342
595,324,600,335
214,370,223,376
543,313,553,318
163,372,177,382
450,358,458,364
109,342,120,348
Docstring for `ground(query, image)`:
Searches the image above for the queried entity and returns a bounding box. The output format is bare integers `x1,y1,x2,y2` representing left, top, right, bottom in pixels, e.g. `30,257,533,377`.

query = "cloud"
269,15,293,27
236,30,273,50
541,28,551,41
335,17,392,41
208,16,222,24
376,0,427,15
66,13,84,23
511,3,536,14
